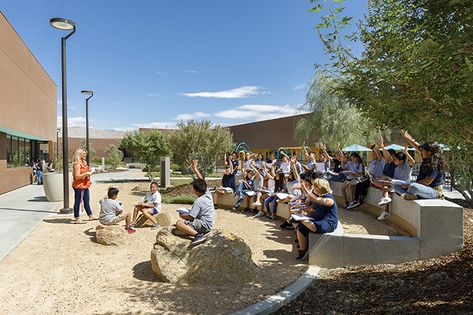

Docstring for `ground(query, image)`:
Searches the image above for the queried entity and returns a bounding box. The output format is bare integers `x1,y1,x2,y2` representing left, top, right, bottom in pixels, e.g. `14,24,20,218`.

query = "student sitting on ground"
175,160,215,245
99,187,136,234
131,181,161,230
213,154,236,205
396,131,447,200
295,178,339,260
377,148,415,220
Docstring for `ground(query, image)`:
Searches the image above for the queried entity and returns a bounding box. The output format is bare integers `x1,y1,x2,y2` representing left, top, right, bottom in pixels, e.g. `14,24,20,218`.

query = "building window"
5,135,35,168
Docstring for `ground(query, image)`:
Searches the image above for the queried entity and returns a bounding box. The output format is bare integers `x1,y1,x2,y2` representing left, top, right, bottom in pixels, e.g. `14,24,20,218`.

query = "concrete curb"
230,265,320,315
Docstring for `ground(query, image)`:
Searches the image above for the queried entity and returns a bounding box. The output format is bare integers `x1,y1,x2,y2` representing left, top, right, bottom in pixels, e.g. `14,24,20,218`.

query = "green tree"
121,130,171,180
104,144,124,170
169,120,233,176
80,138,96,161
296,75,384,150
310,0,473,204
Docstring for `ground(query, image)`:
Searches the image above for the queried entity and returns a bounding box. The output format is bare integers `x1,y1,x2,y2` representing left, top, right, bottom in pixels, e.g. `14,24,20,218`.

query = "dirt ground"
278,208,473,315
0,182,408,314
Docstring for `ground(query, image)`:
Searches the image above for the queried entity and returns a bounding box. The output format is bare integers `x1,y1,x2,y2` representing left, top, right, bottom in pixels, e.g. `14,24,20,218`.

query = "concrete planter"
43,172,64,202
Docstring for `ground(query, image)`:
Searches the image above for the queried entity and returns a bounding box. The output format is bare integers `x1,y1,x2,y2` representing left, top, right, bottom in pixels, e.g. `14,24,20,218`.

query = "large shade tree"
310,0,473,204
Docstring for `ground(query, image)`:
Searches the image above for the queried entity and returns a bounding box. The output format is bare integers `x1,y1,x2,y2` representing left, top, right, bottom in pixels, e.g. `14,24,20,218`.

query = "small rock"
96,224,128,246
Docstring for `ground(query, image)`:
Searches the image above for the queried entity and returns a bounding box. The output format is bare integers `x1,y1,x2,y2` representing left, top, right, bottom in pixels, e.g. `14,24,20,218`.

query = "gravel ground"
278,208,473,315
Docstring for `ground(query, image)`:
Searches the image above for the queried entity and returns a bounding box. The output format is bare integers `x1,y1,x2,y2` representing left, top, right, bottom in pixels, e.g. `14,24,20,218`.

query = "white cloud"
155,71,169,77
179,86,269,99
114,121,178,131
57,116,87,128
147,93,160,97
173,111,210,121
293,83,306,91
214,104,301,121
185,70,199,74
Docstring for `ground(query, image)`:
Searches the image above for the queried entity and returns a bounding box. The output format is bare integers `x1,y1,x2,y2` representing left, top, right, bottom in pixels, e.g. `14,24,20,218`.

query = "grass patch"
162,194,196,204
170,178,193,186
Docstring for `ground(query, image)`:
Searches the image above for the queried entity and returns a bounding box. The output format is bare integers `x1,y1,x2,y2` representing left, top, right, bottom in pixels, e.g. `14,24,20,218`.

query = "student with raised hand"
396,131,447,200
213,154,236,206
279,152,291,176
254,163,275,218
346,143,385,210
378,136,397,179
233,169,255,211
175,160,215,246
295,178,339,260
341,152,365,209
377,149,414,220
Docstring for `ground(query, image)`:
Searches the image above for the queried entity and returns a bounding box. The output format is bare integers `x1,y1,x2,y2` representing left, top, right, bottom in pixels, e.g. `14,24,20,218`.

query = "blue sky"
2,0,367,131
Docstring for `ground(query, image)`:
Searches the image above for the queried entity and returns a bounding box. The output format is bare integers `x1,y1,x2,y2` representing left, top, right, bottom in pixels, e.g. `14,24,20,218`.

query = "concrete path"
0,185,60,261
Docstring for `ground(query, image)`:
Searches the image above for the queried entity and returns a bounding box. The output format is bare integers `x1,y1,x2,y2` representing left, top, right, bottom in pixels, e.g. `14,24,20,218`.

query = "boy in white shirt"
131,181,161,230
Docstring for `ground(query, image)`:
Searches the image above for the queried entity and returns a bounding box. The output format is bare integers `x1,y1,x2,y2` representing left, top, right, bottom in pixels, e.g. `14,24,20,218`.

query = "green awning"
0,125,47,141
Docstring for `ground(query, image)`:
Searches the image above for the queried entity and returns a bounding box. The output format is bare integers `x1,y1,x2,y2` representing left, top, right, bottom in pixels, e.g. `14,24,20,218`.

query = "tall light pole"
50,17,76,214
81,90,93,165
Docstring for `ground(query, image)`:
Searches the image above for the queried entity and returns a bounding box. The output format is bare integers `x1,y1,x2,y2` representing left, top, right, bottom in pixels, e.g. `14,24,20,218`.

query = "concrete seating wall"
307,181,463,267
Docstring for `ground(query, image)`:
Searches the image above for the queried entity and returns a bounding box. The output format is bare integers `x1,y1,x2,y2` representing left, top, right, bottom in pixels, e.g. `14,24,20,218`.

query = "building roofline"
226,113,309,128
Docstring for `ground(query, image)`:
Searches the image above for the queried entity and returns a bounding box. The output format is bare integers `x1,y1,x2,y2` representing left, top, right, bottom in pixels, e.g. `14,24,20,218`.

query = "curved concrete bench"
307,181,463,268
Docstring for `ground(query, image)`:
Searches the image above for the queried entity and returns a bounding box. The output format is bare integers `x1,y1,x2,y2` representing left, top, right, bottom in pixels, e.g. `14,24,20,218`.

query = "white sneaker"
253,201,262,207
377,211,391,221
378,197,392,206
253,211,265,218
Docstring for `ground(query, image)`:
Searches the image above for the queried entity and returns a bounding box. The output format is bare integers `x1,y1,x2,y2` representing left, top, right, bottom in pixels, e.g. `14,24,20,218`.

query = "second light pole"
81,90,93,165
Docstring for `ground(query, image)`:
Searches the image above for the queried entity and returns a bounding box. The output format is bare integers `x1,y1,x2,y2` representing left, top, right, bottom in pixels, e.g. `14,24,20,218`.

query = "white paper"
176,208,190,214
390,179,411,186
275,192,289,200
291,213,312,221
244,191,256,197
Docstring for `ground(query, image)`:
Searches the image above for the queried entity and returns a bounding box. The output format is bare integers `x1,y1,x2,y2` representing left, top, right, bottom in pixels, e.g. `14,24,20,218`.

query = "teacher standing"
72,148,96,223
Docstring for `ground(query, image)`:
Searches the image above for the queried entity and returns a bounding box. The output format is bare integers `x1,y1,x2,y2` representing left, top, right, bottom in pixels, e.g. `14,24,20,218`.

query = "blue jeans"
36,170,43,184
73,188,93,218
395,183,438,199
235,190,250,209
265,196,279,214
235,181,245,194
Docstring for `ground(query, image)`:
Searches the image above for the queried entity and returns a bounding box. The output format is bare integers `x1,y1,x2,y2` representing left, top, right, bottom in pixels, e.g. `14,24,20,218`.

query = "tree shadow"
132,261,158,282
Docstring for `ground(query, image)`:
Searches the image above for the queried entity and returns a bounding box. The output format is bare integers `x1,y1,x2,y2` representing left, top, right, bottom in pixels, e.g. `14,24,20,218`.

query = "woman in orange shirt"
72,148,96,223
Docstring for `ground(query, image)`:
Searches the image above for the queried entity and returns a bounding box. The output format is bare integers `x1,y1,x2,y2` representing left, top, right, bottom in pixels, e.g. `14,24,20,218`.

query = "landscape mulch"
277,207,473,315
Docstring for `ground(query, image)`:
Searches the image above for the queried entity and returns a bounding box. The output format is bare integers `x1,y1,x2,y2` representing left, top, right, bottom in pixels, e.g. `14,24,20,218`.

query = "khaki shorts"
111,213,126,224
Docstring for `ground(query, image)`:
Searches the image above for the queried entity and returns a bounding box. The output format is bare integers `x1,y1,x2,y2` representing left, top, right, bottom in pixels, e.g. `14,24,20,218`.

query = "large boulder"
96,224,128,246
150,227,259,284
156,213,172,227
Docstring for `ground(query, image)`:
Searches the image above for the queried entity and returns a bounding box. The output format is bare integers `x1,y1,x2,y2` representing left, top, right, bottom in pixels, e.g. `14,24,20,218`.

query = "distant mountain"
61,127,126,139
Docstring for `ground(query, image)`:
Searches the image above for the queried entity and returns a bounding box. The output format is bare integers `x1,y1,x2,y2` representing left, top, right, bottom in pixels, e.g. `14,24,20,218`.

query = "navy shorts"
297,220,335,236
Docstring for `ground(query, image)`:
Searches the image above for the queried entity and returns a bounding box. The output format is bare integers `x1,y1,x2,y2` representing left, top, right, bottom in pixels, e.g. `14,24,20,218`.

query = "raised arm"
402,130,421,153
291,157,300,181
191,160,204,180
378,136,393,163
404,146,416,167
250,162,262,179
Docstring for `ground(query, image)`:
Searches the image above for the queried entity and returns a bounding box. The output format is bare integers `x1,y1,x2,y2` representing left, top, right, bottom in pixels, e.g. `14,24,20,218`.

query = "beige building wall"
0,12,57,194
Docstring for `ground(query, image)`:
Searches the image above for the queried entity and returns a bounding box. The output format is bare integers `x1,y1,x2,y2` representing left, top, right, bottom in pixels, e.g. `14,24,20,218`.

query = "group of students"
72,129,447,257
71,147,214,246
211,130,447,259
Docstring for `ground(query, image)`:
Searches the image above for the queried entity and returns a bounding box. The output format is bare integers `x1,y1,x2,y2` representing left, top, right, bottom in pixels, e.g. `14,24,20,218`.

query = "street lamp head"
81,90,94,96
50,18,76,30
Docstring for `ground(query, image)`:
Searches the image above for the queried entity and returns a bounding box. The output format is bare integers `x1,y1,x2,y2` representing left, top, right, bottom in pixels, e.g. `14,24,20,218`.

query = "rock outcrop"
96,224,128,246
150,227,259,284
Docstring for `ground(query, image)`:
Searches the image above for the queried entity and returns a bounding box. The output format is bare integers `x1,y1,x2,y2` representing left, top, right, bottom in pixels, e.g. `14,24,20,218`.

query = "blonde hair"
312,178,333,195
72,148,86,164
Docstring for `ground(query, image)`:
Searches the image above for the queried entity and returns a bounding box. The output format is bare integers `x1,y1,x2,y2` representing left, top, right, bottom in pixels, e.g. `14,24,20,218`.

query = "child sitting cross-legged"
175,160,215,246
131,181,161,230
99,187,136,234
